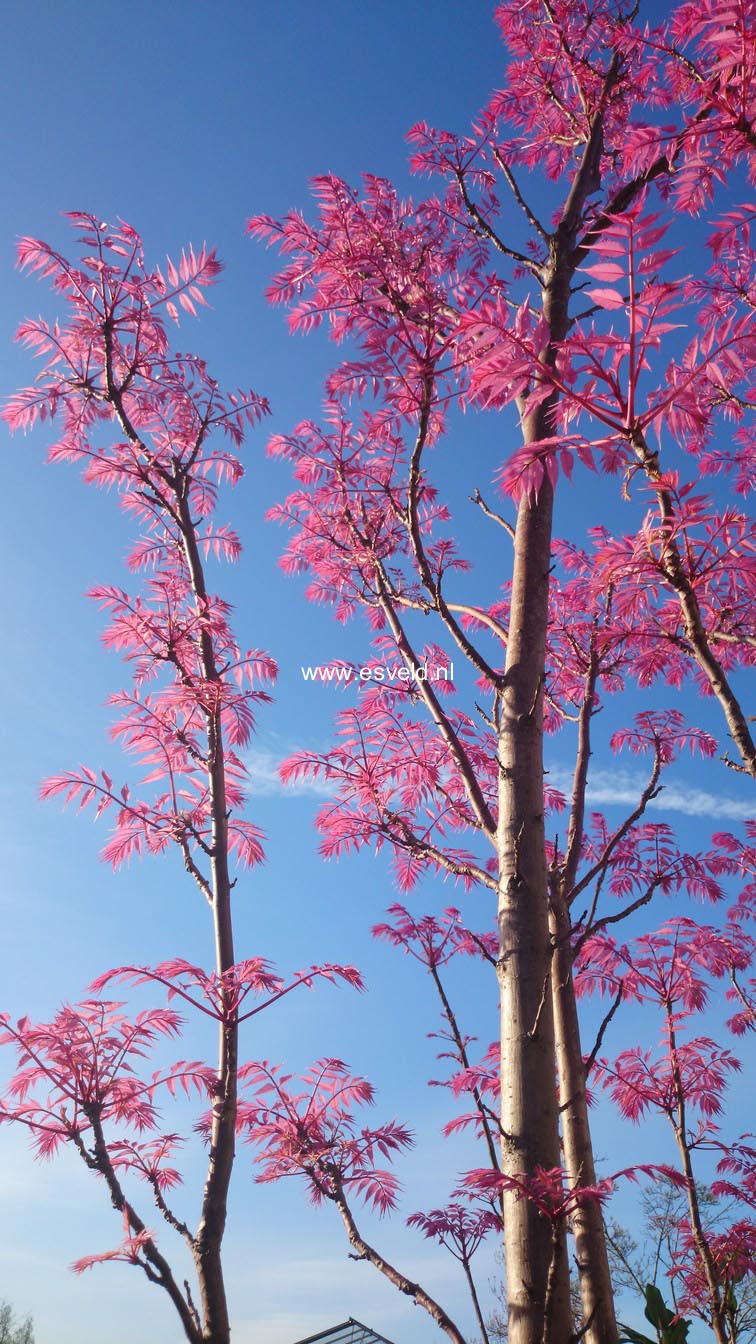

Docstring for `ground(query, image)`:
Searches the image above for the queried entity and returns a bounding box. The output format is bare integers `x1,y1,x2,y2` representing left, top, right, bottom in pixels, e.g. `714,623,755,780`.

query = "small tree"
607,1183,756,1344
0,216,366,1344
0,1301,33,1344
583,911,755,1344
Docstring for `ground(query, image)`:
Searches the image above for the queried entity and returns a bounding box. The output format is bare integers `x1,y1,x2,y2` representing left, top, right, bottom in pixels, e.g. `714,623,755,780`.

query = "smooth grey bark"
550,652,620,1344
494,88,622,1342
178,481,238,1344
109,374,239,1344
551,897,619,1344
498,476,574,1344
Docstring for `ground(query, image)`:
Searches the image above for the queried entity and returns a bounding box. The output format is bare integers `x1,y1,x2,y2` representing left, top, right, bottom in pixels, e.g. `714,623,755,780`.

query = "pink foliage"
91,958,364,1024
407,1202,501,1262
0,999,201,1160
372,904,497,969
73,1225,157,1275
238,1058,413,1215
5,214,275,880
672,1219,756,1318
465,1163,614,1224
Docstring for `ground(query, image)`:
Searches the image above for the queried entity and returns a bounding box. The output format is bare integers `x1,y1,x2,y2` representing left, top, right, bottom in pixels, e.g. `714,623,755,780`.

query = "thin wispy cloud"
248,748,752,821
245,747,333,800
549,767,752,822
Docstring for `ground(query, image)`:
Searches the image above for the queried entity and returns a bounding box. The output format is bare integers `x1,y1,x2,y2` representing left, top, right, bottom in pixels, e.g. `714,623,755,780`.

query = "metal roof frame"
290,1318,397,1344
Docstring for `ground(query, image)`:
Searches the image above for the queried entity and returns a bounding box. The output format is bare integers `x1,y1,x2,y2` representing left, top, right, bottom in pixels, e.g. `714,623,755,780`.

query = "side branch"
384,811,496,889
376,577,497,840
406,380,505,687
631,428,756,778
454,169,542,276
429,962,502,1177
492,149,549,241
568,746,663,907
330,1174,468,1344
471,488,516,541
561,647,600,897
583,984,624,1078
80,1110,201,1343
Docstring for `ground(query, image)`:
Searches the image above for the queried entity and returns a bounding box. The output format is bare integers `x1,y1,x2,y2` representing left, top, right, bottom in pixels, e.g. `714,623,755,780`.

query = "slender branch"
405,377,505,687
568,746,663,905
429,962,501,1176
666,1008,730,1344
470,488,516,541
630,428,756,778
583,983,624,1078
492,149,550,240
80,1108,201,1344
728,969,755,1033
178,835,214,905
329,1173,468,1344
461,1253,493,1344
454,169,542,275
389,585,509,645
385,814,497,889
184,1282,202,1337
561,645,600,897
574,877,663,953
148,1174,195,1249
375,575,497,839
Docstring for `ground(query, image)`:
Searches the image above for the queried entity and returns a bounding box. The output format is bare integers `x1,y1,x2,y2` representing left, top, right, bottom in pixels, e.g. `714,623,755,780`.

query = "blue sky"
0,4,752,1343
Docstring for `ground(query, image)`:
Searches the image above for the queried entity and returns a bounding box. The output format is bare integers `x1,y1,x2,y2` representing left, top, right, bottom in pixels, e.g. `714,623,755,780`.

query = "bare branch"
471,488,516,540
148,1174,195,1250
630,427,756,778
492,149,549,240
583,983,624,1078
574,877,664,953
330,1173,468,1344
375,575,498,840
561,646,600,897
405,378,505,687
454,169,542,275
429,962,501,1176
568,745,663,906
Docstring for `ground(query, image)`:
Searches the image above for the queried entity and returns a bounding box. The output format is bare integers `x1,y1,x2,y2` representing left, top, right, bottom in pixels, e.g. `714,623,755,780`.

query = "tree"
249,4,756,1343
2,7,754,1342
606,1182,756,1344
0,1301,33,1344
0,216,367,1344
582,909,756,1344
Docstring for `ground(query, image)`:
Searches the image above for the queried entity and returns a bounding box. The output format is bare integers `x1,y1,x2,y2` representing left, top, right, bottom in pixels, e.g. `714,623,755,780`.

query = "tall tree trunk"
550,647,619,1344
494,95,631,1338
495,122,623,1325
180,487,237,1344
498,477,573,1344
667,1011,731,1344
551,898,619,1344
194,703,237,1344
